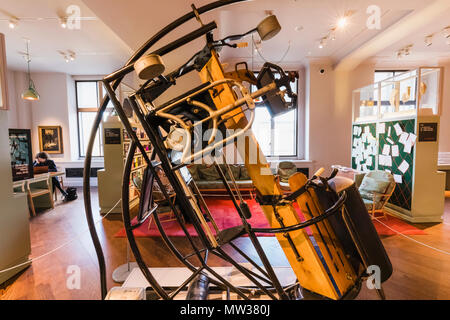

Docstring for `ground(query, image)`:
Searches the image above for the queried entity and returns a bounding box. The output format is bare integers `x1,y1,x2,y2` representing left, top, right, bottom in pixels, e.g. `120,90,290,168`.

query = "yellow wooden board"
198,52,353,299
289,173,357,296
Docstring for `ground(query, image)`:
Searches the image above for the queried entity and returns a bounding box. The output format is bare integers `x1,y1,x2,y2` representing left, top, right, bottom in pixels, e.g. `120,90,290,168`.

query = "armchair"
356,171,396,219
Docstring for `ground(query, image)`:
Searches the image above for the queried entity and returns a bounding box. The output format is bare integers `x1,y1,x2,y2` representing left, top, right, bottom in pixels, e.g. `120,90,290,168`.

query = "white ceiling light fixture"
336,10,355,30
59,16,67,28
443,26,450,45
424,34,433,47
8,17,19,29
329,28,336,41
58,50,76,62
318,37,327,49
396,44,413,59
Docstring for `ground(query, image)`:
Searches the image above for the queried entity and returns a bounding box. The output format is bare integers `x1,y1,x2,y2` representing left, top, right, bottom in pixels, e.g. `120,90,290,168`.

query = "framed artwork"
0,33,9,110
38,126,64,154
9,129,34,181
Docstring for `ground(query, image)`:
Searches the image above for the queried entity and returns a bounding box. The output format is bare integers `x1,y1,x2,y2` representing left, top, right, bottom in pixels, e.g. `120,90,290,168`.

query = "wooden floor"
1,188,449,300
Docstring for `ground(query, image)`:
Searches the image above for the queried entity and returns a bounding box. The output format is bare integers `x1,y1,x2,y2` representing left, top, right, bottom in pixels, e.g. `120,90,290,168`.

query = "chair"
356,171,396,220
277,161,297,193
26,174,54,217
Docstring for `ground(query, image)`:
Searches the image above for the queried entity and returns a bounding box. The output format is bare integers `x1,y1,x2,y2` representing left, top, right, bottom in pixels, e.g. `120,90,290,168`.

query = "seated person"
33,152,68,199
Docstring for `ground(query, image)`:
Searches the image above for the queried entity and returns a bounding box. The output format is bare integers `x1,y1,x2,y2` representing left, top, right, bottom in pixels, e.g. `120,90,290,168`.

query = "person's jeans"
52,177,67,196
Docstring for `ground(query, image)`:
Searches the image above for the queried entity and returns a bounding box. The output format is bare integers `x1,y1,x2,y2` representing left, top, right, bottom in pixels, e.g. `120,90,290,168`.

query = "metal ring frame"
83,0,348,300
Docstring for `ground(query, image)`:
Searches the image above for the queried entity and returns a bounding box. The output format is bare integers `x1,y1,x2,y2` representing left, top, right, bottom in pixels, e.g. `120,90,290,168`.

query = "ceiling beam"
335,0,450,72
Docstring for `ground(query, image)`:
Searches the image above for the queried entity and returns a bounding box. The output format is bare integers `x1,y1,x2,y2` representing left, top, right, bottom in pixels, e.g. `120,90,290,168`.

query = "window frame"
75,80,106,158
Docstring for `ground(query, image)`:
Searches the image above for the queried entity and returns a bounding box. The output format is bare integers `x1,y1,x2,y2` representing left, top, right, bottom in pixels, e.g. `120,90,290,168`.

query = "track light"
58,50,76,63
396,44,413,59
318,37,327,49
9,18,19,29
60,17,67,28
337,17,348,29
424,35,433,47
329,29,336,41
68,50,76,61
443,26,450,38
336,10,354,30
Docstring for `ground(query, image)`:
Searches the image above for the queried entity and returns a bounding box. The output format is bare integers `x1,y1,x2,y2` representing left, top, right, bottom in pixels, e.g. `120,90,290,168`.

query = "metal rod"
83,0,249,299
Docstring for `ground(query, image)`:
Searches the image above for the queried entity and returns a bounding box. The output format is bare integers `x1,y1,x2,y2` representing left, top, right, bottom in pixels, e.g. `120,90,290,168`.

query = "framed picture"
9,129,34,181
0,33,9,110
38,126,64,154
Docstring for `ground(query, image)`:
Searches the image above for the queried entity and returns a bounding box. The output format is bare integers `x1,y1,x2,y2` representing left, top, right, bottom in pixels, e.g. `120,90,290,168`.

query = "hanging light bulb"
21,40,40,101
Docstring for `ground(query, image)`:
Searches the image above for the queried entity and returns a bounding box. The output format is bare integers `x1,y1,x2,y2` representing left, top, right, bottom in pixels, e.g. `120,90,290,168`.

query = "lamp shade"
22,79,40,101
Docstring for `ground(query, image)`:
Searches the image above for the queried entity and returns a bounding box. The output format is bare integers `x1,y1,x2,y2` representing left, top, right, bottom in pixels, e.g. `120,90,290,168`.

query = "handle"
313,167,325,178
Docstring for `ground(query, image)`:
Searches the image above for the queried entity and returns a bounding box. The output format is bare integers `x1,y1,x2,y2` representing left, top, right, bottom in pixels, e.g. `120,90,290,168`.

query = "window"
375,70,417,113
374,70,408,83
251,74,298,157
76,81,112,157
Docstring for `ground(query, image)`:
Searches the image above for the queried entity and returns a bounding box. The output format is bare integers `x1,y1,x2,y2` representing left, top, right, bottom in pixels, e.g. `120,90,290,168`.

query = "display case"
351,67,445,223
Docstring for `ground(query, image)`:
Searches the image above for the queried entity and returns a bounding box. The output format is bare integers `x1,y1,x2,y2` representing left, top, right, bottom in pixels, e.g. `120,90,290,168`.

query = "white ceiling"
1,0,449,75
82,0,450,69
0,0,131,75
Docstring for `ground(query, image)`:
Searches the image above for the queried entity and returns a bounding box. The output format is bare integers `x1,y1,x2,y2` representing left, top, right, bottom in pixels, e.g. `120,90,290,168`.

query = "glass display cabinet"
351,67,445,223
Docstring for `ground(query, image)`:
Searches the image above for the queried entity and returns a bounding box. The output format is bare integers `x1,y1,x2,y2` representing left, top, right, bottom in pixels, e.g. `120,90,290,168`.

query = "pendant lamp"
22,40,39,101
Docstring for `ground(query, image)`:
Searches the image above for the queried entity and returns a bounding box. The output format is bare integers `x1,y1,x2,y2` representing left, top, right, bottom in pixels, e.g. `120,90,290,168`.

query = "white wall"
4,70,105,186
439,59,450,153
305,59,449,173
305,60,372,174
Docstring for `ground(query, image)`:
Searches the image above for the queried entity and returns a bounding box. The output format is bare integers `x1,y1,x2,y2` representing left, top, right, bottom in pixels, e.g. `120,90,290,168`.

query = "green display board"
378,119,416,211
351,118,416,211
351,123,377,172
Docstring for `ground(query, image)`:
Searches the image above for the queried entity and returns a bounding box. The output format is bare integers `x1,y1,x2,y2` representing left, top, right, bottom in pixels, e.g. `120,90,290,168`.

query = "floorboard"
1,188,449,300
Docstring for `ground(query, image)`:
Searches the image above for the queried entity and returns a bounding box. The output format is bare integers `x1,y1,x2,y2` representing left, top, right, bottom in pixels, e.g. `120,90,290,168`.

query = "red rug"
114,199,426,238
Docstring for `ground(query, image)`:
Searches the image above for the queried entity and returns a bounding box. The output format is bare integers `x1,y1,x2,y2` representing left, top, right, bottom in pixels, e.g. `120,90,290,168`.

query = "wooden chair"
26,174,54,217
357,171,396,220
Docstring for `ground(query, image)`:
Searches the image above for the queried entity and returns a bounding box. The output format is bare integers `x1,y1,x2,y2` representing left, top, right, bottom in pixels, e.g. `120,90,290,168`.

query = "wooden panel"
198,52,343,299
289,173,357,297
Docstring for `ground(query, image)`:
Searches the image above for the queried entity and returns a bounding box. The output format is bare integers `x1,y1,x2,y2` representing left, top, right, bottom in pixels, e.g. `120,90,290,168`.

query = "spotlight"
424,35,433,47
9,18,19,29
329,29,336,41
443,26,450,38
337,17,348,29
68,50,76,61
60,17,67,29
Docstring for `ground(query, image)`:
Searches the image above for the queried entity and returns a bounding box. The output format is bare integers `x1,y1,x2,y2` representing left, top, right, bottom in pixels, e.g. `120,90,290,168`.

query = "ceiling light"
60,17,67,28
329,29,336,41
319,37,327,49
424,35,433,47
337,17,348,29
22,40,40,101
294,26,303,32
68,50,76,61
443,26,450,38
9,18,19,29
